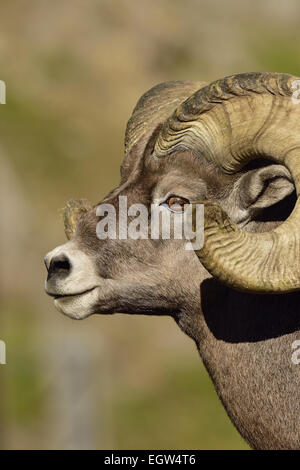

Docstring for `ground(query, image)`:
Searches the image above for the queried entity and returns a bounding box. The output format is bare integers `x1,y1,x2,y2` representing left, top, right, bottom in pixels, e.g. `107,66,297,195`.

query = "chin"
53,287,99,320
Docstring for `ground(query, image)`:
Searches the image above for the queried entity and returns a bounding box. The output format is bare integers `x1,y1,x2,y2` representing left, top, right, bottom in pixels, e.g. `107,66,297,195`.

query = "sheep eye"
162,195,190,213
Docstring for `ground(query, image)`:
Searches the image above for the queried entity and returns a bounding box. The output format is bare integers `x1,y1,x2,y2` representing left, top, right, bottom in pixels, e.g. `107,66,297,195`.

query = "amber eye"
162,195,190,213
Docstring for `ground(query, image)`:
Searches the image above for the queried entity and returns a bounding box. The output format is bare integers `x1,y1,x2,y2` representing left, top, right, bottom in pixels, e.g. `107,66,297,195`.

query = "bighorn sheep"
45,73,300,450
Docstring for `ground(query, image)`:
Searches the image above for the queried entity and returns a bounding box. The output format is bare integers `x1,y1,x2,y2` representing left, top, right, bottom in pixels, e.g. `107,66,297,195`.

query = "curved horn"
125,80,207,155
153,72,300,293
122,81,206,180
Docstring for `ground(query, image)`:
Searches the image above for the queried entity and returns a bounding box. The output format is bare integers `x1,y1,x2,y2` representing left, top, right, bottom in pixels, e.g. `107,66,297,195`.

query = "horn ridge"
155,72,300,293
154,72,296,160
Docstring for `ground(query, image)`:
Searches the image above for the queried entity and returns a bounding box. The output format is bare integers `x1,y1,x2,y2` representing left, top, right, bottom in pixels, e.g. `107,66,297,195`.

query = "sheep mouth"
48,287,97,300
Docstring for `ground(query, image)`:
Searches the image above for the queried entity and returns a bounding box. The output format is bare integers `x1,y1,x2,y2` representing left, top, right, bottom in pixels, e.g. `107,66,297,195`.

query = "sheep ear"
233,165,295,223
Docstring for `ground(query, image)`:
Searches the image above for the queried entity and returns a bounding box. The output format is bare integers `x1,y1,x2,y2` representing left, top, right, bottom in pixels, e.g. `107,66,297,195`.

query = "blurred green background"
1,0,299,450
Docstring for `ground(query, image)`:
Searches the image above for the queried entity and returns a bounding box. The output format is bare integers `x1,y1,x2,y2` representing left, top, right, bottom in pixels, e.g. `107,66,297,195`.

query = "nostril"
54,258,70,271
47,254,71,280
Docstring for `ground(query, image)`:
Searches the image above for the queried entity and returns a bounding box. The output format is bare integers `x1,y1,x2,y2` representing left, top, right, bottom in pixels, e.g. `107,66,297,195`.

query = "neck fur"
178,279,300,449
